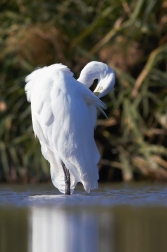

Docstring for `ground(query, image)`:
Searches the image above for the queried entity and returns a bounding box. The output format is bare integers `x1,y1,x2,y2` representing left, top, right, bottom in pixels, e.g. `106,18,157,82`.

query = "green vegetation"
0,0,167,182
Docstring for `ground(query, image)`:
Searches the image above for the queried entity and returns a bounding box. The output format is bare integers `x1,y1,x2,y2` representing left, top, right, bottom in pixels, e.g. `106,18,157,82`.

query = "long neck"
77,62,107,88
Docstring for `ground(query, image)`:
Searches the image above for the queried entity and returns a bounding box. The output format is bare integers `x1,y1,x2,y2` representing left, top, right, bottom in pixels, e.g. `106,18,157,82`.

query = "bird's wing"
51,74,107,192
25,64,104,193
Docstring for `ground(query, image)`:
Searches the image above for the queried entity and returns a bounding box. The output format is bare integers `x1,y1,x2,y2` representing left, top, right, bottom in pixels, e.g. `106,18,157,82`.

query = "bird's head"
93,67,115,98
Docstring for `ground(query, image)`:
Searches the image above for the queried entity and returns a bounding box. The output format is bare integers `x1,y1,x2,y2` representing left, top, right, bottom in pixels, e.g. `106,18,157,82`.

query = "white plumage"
25,61,115,194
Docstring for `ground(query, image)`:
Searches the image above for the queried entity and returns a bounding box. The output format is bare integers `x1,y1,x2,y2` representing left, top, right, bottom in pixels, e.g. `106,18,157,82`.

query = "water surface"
0,182,167,252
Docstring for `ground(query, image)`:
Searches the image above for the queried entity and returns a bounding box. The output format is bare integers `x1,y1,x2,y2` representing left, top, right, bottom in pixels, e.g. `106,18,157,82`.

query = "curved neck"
77,62,107,88
77,61,115,98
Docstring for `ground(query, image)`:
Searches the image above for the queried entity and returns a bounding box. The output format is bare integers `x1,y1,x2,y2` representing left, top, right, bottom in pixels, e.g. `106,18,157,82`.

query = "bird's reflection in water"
28,206,114,252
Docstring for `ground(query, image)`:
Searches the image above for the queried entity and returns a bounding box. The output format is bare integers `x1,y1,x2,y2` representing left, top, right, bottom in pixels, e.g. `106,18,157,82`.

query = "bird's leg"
61,161,71,195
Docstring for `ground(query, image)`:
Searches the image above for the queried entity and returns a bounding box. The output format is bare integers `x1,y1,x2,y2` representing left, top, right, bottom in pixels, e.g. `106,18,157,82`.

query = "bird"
25,61,115,195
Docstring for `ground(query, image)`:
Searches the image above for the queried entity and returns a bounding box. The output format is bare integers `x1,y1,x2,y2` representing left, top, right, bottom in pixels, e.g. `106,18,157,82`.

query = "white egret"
25,61,115,194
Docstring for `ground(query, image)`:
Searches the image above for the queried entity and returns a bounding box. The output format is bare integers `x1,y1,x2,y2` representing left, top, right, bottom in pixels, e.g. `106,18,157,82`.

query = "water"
0,182,167,252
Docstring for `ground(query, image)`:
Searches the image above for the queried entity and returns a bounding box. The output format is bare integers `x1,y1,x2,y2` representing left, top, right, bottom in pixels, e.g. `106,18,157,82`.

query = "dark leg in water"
61,161,71,195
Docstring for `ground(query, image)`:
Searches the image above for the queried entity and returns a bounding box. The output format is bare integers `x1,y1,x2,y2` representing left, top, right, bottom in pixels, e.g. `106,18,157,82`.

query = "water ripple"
0,183,167,208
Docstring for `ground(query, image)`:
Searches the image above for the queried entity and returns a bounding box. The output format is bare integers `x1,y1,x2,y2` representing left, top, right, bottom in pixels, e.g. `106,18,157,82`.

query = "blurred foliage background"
0,0,167,184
